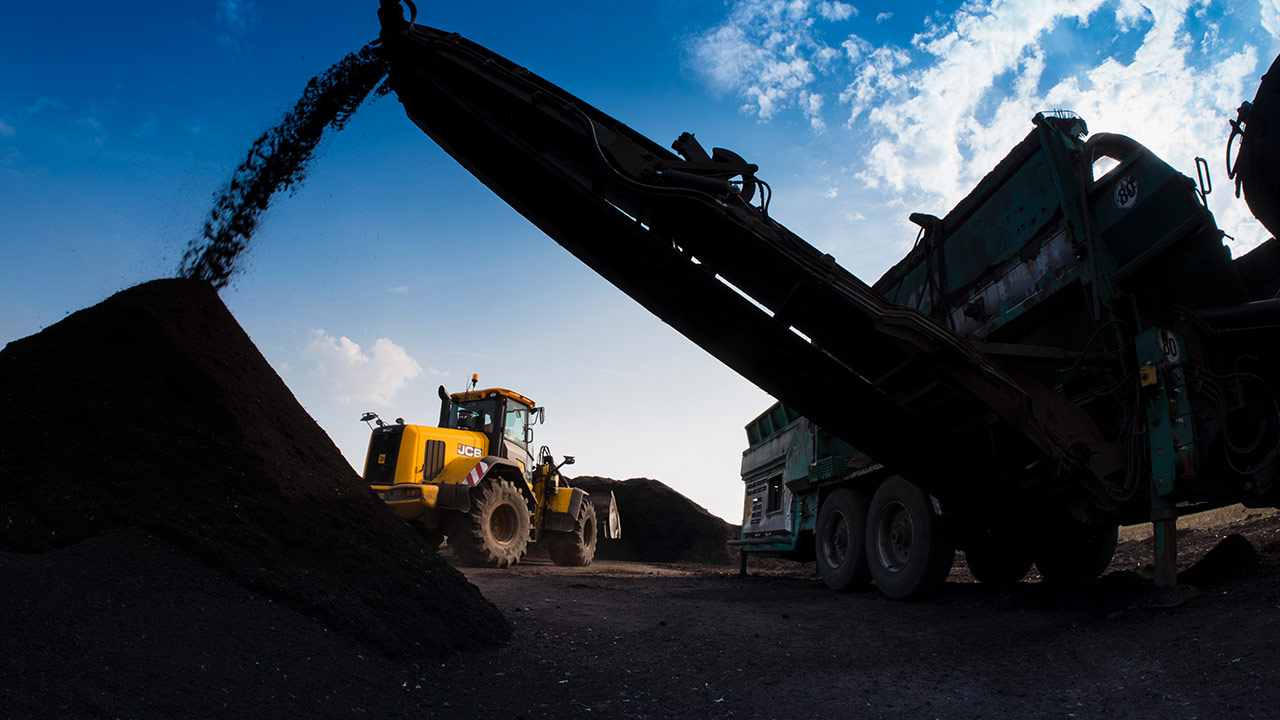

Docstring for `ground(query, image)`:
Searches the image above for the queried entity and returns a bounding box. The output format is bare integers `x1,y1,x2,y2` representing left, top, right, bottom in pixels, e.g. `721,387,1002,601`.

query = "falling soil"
570,476,738,564
0,279,510,715
178,43,388,289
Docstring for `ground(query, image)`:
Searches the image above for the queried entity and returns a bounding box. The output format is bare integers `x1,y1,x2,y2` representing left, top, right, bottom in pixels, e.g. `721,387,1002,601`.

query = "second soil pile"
0,280,508,677
571,476,738,564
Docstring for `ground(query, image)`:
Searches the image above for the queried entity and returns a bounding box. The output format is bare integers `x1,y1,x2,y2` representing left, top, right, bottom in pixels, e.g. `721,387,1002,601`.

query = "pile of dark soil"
0,280,509,666
570,476,737,564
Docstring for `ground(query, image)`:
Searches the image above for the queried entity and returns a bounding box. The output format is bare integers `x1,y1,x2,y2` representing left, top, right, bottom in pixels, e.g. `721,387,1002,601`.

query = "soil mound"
570,477,737,564
0,279,509,660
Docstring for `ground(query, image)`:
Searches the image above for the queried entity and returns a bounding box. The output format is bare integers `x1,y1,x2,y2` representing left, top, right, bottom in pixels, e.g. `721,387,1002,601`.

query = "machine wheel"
964,531,1033,587
814,488,871,591
1033,524,1118,586
447,478,531,568
865,478,955,600
547,500,598,567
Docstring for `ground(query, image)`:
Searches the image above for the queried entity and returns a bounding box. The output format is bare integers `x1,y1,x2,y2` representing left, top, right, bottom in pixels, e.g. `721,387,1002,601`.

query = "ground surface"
11,509,1277,719
427,510,1280,720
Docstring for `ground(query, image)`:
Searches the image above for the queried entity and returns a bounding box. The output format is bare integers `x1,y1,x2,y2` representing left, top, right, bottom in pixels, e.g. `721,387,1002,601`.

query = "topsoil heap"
0,279,509,659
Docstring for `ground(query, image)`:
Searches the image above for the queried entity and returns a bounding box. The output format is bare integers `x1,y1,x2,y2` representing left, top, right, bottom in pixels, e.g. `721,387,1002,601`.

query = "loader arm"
374,6,1115,516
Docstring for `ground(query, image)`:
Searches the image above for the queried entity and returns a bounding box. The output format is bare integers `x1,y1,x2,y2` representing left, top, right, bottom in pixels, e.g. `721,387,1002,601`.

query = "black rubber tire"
865,478,955,600
446,478,530,568
547,501,598,567
964,532,1033,587
815,488,871,592
1033,524,1119,586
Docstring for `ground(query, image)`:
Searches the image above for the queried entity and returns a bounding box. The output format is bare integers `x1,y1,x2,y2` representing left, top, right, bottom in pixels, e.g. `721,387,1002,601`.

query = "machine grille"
423,439,446,480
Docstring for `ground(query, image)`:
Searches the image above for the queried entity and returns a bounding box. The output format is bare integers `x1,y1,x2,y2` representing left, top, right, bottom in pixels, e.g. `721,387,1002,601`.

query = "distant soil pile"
570,477,737,564
0,279,509,661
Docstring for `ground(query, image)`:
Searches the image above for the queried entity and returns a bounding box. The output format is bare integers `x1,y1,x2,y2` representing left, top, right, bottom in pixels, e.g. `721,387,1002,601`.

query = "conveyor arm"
375,6,1115,513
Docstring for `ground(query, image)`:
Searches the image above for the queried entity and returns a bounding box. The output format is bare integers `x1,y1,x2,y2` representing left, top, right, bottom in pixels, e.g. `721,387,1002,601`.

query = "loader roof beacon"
362,379,621,568
374,2,1280,597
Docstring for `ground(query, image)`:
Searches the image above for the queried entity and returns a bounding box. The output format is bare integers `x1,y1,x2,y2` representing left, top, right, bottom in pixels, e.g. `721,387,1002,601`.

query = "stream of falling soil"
178,42,389,289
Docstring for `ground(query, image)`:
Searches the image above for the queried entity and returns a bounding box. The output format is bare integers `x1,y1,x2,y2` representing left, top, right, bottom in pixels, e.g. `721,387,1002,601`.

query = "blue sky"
4,0,1279,521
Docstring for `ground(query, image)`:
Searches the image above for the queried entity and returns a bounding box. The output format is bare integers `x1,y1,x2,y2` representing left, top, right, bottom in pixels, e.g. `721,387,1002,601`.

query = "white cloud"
1264,0,1280,38
689,0,854,121
386,285,409,294
876,11,894,23
76,112,106,147
838,41,912,123
131,113,158,140
0,119,13,137
215,0,257,50
801,90,826,130
691,0,1275,251
823,186,839,198
837,0,1267,251
24,96,63,115
304,329,424,406
819,2,856,21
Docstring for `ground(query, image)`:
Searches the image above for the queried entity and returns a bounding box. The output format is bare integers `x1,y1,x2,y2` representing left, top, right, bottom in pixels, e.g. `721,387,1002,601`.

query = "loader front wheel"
865,478,955,600
815,488,871,592
1033,524,1118,586
447,479,530,568
547,500,597,567
963,531,1032,587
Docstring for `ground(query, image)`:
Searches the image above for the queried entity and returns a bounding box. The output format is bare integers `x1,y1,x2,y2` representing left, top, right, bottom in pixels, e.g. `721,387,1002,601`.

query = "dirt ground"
4,509,1279,719
415,511,1280,720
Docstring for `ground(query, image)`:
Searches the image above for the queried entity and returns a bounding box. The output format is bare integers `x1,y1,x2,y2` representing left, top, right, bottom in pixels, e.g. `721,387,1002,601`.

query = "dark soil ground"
4,280,1280,718
429,513,1280,720
5,514,1278,719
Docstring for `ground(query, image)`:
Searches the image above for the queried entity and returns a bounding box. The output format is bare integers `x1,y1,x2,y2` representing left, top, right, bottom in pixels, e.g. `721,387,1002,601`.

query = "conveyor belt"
376,16,1112,512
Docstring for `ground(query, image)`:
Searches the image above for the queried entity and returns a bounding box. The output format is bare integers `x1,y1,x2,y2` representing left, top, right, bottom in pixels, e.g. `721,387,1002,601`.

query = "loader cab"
440,386,542,476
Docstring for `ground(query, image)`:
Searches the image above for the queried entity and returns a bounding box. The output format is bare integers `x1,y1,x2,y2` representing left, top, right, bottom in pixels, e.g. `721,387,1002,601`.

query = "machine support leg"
1151,511,1178,588
738,549,748,577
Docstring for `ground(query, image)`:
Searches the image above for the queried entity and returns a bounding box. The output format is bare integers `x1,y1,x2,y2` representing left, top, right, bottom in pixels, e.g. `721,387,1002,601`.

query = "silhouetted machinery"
375,1,1280,597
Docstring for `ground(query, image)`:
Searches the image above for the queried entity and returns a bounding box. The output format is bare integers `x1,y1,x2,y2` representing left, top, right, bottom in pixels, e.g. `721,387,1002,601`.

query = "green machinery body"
739,113,1280,558
373,4,1280,587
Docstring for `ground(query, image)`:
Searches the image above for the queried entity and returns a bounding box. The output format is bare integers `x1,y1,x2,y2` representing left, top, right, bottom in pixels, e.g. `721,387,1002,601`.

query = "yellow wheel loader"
361,381,620,567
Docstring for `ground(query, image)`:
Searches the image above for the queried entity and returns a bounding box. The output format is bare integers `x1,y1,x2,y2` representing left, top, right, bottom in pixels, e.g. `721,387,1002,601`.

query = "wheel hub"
875,501,914,573
489,503,519,545
823,513,849,566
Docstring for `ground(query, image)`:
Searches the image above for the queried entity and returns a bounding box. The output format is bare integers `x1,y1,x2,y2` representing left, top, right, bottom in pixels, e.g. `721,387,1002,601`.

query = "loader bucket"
591,491,622,540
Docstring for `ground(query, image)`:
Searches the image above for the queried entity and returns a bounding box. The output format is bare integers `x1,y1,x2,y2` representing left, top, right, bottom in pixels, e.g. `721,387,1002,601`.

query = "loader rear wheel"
964,532,1032,587
865,478,955,600
1033,524,1118,586
815,488,871,592
547,500,597,567
447,479,530,568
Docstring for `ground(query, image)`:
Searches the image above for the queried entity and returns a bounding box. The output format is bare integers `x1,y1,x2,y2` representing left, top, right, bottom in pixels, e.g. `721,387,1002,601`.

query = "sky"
3,0,1279,523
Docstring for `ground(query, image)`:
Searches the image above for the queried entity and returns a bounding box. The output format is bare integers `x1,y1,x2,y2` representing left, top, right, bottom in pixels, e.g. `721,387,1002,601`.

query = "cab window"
453,399,499,434
504,404,530,447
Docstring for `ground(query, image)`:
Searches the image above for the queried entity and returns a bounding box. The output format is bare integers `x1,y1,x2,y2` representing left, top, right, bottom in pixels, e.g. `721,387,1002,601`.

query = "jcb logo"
457,444,483,458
